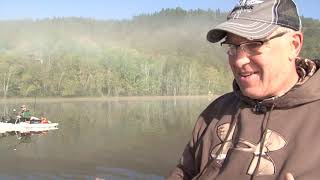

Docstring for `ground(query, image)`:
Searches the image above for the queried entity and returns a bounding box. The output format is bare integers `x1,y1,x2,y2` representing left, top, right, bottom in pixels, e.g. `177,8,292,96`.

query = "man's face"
225,32,298,99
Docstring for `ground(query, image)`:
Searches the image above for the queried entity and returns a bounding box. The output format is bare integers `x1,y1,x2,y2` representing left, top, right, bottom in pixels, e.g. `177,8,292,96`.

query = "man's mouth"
238,72,257,77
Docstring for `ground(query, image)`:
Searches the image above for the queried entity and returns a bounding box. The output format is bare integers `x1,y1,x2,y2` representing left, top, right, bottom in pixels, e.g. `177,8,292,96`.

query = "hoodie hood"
234,58,320,109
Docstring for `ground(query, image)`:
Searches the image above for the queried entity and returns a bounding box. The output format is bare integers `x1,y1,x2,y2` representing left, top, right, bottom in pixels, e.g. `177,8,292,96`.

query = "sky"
0,0,319,21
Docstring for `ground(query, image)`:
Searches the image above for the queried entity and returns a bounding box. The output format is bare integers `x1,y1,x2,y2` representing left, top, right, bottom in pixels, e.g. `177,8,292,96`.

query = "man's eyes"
243,42,262,49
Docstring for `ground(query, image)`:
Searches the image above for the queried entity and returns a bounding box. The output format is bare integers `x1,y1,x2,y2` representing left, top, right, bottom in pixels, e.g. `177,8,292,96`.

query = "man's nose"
229,50,251,67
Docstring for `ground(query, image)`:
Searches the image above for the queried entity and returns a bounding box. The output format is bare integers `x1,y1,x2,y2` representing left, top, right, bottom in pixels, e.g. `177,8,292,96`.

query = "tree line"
0,8,318,98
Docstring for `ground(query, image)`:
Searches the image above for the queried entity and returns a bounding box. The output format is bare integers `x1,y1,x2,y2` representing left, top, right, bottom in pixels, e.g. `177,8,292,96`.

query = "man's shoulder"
206,92,237,110
200,92,237,125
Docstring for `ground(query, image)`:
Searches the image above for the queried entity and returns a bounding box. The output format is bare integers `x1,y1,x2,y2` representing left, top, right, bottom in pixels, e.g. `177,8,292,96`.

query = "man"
18,104,31,122
168,0,320,180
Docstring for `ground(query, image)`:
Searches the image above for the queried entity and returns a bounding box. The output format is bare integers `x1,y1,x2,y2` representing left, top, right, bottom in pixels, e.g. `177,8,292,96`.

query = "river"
0,97,211,180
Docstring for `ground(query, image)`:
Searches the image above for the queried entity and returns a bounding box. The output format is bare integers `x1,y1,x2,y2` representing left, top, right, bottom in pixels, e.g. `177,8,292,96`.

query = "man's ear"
289,31,303,60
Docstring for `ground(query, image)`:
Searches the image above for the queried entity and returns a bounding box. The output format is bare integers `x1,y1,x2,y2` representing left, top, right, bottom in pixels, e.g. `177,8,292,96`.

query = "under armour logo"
211,123,287,176
230,0,264,19
234,0,264,12
235,130,287,176
238,0,264,6
211,123,234,161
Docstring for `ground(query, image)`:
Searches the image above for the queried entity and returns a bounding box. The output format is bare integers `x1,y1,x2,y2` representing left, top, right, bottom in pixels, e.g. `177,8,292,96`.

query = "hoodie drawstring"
195,103,242,180
251,103,276,179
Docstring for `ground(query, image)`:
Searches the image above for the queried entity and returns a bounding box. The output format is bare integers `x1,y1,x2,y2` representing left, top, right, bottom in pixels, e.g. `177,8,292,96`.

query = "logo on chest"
211,123,287,176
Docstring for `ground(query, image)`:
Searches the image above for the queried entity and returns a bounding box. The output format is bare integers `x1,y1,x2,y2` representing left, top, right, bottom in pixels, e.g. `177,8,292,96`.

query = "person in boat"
167,0,320,180
18,105,31,122
9,109,18,123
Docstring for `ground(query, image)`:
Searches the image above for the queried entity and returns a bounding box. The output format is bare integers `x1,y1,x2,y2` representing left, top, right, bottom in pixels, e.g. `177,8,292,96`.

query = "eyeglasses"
220,32,287,56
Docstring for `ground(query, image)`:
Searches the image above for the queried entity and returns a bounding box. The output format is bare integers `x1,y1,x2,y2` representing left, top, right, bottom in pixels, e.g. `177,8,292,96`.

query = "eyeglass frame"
220,32,288,56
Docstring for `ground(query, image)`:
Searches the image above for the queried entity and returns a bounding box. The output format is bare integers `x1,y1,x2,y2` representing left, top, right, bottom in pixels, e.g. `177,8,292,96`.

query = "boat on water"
0,116,59,133
0,121,59,133
1,105,59,133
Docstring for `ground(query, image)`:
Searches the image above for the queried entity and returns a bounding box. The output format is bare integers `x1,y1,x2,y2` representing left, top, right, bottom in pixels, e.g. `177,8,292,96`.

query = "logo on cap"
238,0,264,6
231,0,264,18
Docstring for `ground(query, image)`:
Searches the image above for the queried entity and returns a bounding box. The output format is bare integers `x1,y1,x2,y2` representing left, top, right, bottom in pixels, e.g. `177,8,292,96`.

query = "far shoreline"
0,95,218,104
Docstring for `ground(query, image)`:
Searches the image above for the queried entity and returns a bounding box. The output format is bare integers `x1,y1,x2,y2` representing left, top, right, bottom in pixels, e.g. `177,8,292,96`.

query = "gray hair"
269,26,296,37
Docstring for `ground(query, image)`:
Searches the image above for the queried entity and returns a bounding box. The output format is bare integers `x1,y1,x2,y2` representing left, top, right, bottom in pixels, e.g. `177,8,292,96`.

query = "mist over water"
0,97,210,179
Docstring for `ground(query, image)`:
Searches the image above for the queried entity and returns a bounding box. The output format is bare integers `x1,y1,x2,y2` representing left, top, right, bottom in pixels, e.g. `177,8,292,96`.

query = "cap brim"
207,18,279,43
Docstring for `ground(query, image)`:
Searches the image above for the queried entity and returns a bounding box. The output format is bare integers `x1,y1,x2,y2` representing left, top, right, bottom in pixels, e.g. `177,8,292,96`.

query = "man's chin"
240,88,265,100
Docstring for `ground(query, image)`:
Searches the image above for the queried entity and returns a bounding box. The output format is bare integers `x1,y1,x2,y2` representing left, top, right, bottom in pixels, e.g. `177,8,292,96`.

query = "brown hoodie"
168,58,320,180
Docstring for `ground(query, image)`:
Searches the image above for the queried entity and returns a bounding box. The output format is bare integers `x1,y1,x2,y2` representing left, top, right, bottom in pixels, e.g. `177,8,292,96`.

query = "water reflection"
0,97,210,179
1,130,50,150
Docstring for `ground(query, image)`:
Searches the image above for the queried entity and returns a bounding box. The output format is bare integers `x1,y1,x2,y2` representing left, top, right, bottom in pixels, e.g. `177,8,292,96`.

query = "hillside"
0,8,319,97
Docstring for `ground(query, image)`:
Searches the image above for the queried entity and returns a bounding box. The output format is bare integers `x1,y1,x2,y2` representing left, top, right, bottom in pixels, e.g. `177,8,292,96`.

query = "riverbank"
0,95,218,104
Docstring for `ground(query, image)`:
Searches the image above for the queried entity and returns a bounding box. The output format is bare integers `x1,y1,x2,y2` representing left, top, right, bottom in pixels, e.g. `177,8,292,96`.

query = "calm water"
0,97,210,180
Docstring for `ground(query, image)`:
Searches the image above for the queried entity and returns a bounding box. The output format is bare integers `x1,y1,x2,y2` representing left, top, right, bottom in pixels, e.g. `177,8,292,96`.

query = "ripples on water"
0,97,210,179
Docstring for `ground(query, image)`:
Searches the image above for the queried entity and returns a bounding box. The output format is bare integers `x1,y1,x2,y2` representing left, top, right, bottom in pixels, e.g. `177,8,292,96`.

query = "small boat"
0,122,59,133
0,116,59,133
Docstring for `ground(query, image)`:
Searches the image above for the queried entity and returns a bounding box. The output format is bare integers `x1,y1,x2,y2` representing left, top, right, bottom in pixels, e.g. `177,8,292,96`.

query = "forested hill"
0,8,319,98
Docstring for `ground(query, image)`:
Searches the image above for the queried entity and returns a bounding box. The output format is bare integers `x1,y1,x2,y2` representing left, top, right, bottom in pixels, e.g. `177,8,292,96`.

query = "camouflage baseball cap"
207,0,302,43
